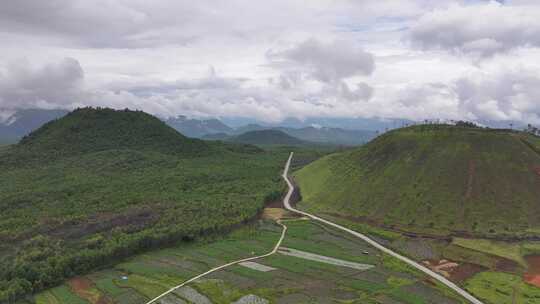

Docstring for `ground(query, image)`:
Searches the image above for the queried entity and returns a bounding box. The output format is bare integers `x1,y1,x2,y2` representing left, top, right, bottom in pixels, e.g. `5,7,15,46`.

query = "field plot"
31,221,281,304
310,210,540,304
184,220,465,303
465,272,540,304
31,218,466,304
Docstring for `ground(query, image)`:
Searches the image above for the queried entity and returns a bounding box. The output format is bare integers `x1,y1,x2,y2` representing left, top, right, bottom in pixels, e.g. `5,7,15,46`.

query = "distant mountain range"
162,116,377,146
227,129,308,146
0,109,68,143
0,109,395,146
230,124,375,146
165,115,233,138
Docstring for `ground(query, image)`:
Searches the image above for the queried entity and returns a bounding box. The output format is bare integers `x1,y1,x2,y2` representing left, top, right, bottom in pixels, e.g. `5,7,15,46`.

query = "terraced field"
26,218,466,304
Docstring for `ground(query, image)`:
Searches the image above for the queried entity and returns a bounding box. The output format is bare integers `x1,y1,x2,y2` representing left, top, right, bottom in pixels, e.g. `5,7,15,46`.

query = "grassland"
294,125,540,238
452,238,526,267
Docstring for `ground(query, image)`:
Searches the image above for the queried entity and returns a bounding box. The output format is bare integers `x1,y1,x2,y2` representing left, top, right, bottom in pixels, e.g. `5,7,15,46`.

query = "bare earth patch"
449,263,486,283
422,259,485,283
524,255,540,288
262,208,288,220
68,277,112,304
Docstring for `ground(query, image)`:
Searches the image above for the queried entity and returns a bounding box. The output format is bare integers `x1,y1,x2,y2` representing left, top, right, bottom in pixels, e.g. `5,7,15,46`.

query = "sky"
0,0,540,124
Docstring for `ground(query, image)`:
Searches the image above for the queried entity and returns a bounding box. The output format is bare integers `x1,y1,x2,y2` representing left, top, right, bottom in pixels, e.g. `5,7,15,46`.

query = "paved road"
282,152,485,304
145,221,287,304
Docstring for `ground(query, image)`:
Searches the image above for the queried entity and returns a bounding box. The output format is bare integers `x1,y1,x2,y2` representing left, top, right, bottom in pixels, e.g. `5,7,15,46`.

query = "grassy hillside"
230,129,307,146
0,108,304,302
294,125,540,238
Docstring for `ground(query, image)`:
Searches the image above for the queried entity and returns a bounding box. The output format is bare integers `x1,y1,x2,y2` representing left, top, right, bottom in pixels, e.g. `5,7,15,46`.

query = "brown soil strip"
262,208,288,220
524,255,540,288
495,258,521,273
68,277,112,304
534,166,540,177
323,211,540,242
422,259,485,284
450,263,486,283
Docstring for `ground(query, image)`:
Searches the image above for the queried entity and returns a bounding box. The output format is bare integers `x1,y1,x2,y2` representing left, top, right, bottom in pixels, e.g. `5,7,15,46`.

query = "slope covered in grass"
0,108,297,302
294,125,540,238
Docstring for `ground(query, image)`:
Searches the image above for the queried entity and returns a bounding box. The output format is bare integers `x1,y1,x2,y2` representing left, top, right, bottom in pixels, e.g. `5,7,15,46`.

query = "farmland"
27,218,466,304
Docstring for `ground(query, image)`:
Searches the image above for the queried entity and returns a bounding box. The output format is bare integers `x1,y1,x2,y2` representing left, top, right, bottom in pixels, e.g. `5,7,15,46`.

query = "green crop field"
294,125,540,238
452,238,526,267
465,272,540,304
30,219,466,304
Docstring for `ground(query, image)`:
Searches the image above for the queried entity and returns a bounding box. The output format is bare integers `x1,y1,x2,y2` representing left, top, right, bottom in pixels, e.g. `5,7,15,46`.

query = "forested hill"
0,107,289,302
16,107,212,157
295,124,540,238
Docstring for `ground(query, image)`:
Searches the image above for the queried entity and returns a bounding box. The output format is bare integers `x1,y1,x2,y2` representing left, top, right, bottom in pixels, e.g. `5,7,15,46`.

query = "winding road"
145,221,288,304
148,152,485,304
282,152,485,304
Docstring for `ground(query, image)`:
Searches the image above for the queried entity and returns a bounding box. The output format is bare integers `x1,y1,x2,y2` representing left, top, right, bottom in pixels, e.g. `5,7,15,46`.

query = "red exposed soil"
524,255,540,288
69,277,112,304
422,259,485,283
450,263,486,283
534,166,540,177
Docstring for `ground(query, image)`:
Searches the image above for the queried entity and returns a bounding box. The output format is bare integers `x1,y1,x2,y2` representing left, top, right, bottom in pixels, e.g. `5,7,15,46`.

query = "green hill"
15,107,211,158
231,129,307,146
294,125,540,238
0,108,289,302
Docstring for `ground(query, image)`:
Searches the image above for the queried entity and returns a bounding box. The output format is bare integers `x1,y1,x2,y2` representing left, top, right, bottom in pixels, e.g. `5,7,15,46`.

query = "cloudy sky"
1,0,540,124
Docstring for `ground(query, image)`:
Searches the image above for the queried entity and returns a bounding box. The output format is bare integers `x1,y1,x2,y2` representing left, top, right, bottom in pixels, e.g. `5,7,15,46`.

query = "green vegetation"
35,286,88,304
453,238,526,267
294,124,540,237
32,218,464,304
0,108,325,302
6,108,214,163
465,272,540,304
